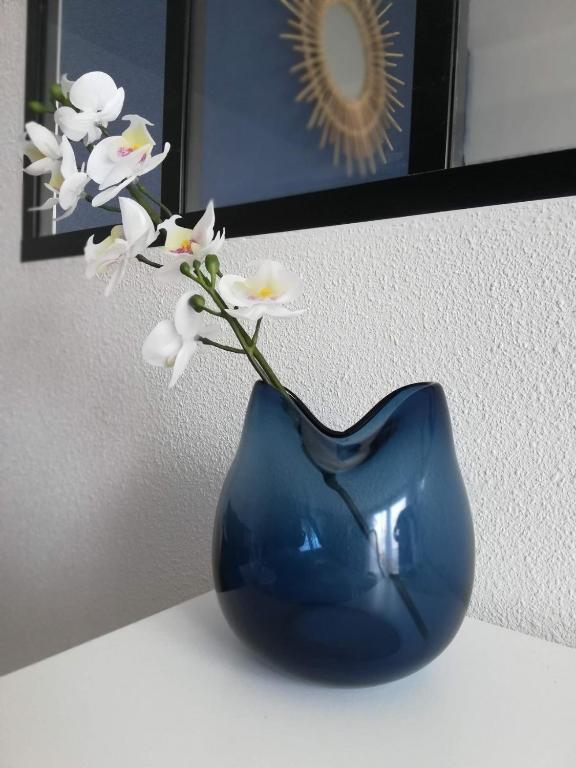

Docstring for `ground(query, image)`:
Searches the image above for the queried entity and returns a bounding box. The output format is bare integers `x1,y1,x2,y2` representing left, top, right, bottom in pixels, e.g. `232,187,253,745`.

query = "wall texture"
1,0,575,675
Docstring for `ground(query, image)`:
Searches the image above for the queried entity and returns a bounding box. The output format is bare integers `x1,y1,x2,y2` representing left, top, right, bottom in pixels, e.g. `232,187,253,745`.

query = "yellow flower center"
255,285,275,299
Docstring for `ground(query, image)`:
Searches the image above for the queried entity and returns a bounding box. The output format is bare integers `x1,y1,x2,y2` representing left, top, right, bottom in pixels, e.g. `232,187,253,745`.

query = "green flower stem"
27,100,55,114
137,183,174,218
179,265,271,384
199,306,222,317
252,318,262,345
127,183,162,227
198,338,244,354
186,264,289,397
135,255,288,398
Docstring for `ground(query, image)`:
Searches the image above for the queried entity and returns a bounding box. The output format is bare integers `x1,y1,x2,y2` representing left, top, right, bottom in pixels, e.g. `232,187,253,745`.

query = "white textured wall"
1,0,576,675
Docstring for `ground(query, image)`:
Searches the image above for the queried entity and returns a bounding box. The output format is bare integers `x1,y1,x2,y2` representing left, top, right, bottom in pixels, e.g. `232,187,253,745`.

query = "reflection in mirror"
24,0,576,259
463,0,576,165
321,2,367,101
32,0,166,236
185,0,417,210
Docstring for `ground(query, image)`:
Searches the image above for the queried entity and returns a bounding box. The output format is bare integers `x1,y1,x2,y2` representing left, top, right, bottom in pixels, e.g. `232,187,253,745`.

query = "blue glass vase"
213,382,474,687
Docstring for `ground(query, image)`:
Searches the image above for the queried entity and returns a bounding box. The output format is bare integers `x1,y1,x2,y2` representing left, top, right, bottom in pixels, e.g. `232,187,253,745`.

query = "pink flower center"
117,146,136,158
171,239,196,254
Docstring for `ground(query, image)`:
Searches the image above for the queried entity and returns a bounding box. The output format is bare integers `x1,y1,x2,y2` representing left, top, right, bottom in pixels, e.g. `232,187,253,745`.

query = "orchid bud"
27,100,48,114
189,294,205,313
205,254,220,279
50,84,65,102
180,262,192,277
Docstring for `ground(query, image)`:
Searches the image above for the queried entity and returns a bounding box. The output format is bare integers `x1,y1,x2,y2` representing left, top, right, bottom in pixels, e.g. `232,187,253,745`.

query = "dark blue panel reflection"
213,382,475,687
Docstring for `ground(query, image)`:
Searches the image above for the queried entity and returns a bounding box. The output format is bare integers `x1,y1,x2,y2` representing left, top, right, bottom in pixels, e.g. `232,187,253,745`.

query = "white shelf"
1,592,575,767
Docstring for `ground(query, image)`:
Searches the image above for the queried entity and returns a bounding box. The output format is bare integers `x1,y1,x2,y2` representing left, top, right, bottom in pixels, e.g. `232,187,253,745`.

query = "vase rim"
255,381,441,439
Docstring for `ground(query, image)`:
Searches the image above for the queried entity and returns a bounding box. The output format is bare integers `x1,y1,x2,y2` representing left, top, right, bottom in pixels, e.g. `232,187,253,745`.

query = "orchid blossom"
26,134,88,218
54,71,125,143
53,136,90,219
23,121,62,188
84,197,156,295
86,115,170,206
218,260,304,321
142,292,219,388
155,202,225,283
24,70,302,400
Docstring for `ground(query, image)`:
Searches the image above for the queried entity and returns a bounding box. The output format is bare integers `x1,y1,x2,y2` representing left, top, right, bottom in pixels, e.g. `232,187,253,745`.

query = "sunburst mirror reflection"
281,0,405,175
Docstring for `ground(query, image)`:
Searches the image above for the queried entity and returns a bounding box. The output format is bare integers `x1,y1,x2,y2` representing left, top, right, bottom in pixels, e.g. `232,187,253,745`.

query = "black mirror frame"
21,0,576,263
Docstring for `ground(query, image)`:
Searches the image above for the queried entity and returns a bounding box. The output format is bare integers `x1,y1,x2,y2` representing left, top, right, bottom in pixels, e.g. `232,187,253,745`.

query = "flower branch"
22,69,304,396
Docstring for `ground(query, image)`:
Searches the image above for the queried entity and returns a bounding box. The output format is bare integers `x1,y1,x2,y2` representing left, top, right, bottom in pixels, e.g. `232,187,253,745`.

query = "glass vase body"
213,382,475,687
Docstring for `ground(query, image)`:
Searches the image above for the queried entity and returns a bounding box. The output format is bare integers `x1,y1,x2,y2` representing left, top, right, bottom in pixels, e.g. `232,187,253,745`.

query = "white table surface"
1,592,575,768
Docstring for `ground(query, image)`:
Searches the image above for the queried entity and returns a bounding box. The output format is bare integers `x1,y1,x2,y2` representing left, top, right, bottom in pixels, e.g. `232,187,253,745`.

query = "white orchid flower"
23,121,62,187
28,136,89,219
86,115,170,206
142,291,219,388
156,202,225,283
54,71,125,143
218,260,304,321
84,197,156,296
56,137,90,219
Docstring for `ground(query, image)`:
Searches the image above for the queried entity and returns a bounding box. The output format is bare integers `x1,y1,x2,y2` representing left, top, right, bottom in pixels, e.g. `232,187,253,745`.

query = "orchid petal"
59,136,77,179
104,258,129,297
142,319,182,367
85,122,103,144
58,171,89,210
25,122,61,159
24,156,57,176
190,200,215,247
229,305,305,320
84,227,124,278
29,197,58,212
86,136,119,183
54,107,97,142
174,291,205,339
140,142,170,174
191,229,226,260
48,166,64,191
102,150,147,188
91,177,134,207
250,260,303,302
217,274,252,307
69,71,120,112
99,86,125,123
23,141,44,163
169,340,198,388
119,196,155,248
121,114,155,148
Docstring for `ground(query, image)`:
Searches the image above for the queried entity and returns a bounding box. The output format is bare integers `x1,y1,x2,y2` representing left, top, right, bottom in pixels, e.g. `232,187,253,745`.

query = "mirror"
184,0,417,211
322,2,367,101
463,0,576,165
21,0,576,262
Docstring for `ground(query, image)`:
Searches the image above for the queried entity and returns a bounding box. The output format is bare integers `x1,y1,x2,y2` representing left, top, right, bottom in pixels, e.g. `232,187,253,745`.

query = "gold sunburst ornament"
280,0,405,175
